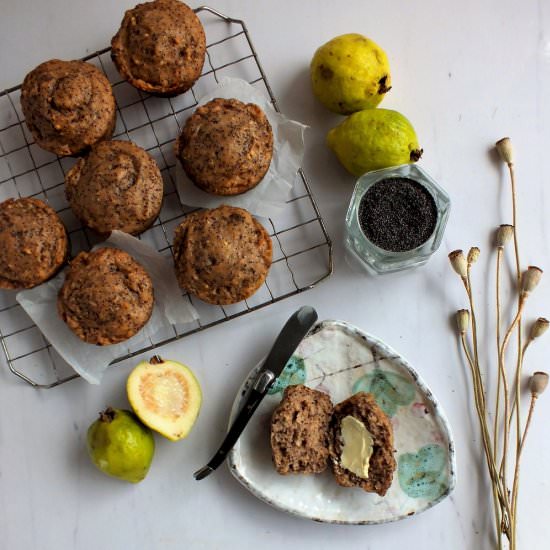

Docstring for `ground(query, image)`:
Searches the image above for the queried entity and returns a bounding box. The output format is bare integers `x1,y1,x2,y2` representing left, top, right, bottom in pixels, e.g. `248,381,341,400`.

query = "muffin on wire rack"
0,197,69,290
176,98,274,196
57,247,154,346
20,59,116,156
173,205,272,305
111,0,206,96
65,140,164,235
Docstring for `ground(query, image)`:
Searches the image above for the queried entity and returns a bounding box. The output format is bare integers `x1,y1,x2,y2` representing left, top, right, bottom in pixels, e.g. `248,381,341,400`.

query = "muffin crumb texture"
329,392,396,496
57,247,154,345
270,384,334,475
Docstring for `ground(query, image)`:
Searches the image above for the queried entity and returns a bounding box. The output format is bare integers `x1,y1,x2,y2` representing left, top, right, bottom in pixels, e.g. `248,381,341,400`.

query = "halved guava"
127,356,202,441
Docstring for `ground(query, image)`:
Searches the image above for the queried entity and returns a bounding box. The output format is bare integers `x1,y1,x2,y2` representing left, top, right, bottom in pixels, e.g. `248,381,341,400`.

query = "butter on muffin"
111,0,206,96
65,140,164,235
176,98,274,195
0,198,68,290
329,392,396,496
57,248,154,345
20,60,116,156
173,205,272,305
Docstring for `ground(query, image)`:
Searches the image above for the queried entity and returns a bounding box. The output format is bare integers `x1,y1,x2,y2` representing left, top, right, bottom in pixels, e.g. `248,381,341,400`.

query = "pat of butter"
340,415,374,479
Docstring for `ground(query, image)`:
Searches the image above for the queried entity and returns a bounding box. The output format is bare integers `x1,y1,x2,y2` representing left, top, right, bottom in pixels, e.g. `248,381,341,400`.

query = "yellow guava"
310,33,391,115
86,407,155,483
127,356,202,442
327,108,423,176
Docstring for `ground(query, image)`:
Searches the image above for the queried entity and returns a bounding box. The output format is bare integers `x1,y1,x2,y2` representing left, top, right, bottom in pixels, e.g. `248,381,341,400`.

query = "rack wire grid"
0,6,333,389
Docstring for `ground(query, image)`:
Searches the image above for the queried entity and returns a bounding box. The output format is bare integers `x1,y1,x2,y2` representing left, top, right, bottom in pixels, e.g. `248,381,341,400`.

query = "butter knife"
193,305,318,480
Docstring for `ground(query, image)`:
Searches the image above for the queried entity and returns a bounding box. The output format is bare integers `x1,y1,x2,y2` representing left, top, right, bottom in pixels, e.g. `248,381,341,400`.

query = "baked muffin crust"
176,98,274,195
173,205,272,305
65,140,164,235
0,198,68,289
57,247,154,345
111,0,206,96
20,60,116,156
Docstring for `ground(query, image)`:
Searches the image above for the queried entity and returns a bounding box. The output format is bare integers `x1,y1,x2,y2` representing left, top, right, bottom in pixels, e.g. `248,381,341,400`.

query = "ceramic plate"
228,320,456,524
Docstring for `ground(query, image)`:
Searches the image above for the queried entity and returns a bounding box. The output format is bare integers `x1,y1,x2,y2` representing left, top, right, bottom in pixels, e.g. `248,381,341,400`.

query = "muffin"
111,0,206,96
271,385,333,475
173,205,272,305
329,392,396,496
176,98,274,195
57,247,154,345
65,140,164,235
0,198,68,289
20,60,116,156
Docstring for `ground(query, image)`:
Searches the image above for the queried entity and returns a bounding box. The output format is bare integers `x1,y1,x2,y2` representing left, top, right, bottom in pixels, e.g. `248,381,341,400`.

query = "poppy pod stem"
511,372,549,534
450,138,546,549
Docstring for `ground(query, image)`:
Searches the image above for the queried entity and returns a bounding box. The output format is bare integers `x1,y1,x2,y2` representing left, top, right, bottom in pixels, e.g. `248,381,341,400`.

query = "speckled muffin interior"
65,140,164,235
271,384,333,475
111,0,206,96
0,198,68,290
20,59,116,156
57,247,154,345
173,205,272,305
329,392,396,496
176,98,274,195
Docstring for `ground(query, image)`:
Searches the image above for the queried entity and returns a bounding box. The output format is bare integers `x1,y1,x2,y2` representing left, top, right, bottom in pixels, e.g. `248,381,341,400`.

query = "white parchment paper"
175,77,307,218
16,231,198,384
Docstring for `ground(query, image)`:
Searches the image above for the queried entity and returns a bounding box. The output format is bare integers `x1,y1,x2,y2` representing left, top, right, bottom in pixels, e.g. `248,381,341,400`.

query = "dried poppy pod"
529,371,549,398
449,250,468,278
456,309,470,335
495,137,514,165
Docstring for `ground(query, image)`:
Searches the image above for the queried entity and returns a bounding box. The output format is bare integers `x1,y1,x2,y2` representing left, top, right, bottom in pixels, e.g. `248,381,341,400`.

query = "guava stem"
150,355,164,365
410,149,423,162
99,407,116,423
378,75,392,95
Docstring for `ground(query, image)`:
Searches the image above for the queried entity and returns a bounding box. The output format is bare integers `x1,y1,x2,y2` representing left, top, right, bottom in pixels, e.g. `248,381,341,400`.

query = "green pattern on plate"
398,444,448,499
268,356,306,395
352,370,415,416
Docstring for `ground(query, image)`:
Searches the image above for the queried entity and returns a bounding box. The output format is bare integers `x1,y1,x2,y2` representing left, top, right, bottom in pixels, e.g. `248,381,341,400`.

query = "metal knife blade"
193,306,318,480
261,305,318,379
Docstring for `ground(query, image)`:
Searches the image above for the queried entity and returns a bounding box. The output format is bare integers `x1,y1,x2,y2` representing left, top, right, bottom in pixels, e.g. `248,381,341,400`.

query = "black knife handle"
193,371,275,480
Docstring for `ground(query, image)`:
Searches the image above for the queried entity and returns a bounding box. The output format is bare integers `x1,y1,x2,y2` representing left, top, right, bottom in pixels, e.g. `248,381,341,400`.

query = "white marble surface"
1,1,549,549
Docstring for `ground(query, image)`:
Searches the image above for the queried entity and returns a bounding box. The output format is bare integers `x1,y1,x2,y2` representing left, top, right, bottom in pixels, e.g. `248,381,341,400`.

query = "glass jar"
345,164,451,275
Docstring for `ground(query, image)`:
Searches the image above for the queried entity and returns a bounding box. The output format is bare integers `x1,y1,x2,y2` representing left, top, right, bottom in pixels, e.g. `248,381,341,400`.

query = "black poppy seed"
358,177,437,252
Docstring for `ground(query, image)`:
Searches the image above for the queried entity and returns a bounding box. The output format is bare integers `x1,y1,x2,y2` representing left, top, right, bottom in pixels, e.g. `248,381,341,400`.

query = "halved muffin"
270,384,333,475
329,392,396,496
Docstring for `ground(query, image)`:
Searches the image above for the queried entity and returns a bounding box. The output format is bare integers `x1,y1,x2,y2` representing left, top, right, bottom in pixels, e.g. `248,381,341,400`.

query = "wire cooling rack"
0,6,333,389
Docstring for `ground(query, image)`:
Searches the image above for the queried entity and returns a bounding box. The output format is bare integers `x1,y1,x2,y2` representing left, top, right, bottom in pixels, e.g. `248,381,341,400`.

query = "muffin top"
176,98,274,195
111,0,206,96
173,205,272,305
65,140,164,235
57,247,154,345
0,198,68,289
20,59,116,156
